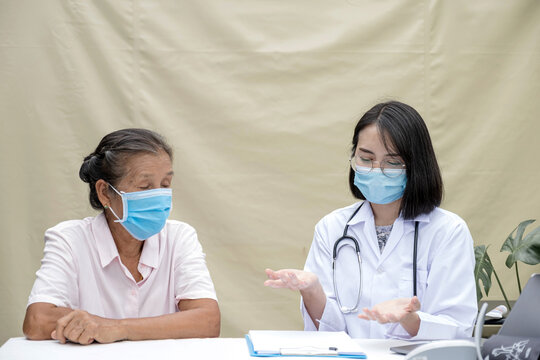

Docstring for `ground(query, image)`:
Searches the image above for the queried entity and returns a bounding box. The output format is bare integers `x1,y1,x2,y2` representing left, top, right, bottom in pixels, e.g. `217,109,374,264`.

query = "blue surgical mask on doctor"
107,184,172,240
352,165,407,205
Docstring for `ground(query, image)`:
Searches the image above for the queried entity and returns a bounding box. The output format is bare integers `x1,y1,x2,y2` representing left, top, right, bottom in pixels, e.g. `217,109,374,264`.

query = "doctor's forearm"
300,282,327,330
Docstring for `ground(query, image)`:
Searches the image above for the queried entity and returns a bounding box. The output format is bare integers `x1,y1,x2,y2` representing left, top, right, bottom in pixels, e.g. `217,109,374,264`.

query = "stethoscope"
332,202,419,314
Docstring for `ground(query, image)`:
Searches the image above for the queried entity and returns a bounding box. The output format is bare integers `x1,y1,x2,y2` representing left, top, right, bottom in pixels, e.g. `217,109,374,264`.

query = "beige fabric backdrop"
1,0,539,344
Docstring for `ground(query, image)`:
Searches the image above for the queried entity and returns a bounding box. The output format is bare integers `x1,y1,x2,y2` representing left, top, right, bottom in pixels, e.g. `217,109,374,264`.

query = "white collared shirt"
28,213,217,318
301,201,477,340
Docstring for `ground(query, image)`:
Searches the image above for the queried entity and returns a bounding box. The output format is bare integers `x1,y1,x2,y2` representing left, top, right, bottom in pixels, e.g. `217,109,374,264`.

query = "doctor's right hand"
265,268,327,328
264,268,319,291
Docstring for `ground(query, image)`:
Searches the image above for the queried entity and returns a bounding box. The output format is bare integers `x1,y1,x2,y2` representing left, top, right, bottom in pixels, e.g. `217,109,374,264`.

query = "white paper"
248,330,365,355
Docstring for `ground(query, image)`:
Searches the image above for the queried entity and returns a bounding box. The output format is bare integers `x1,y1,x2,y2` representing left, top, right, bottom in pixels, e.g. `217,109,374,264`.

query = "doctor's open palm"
265,268,422,336
358,296,421,324
264,269,319,291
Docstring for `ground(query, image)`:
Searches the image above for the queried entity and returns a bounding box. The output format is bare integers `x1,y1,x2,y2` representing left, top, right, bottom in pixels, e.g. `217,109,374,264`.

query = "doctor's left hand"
358,296,421,336
51,310,126,345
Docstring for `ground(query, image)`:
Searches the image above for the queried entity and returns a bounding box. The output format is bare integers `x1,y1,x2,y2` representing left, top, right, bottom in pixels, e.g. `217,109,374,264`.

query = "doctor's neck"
371,199,402,227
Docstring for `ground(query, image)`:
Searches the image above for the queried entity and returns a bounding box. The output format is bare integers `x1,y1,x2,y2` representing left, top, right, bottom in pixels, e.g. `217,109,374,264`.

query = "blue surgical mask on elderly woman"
107,184,172,240
353,168,407,205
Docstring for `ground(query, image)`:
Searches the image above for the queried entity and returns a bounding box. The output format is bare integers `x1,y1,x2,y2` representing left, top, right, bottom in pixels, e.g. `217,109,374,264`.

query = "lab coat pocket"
398,269,428,300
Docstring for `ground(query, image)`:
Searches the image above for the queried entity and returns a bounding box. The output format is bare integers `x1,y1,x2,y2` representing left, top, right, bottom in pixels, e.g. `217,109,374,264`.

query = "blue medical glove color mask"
107,184,172,240
353,168,407,205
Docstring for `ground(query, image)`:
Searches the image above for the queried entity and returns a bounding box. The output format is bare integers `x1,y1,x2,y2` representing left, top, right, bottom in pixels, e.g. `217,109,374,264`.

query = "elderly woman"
23,128,220,344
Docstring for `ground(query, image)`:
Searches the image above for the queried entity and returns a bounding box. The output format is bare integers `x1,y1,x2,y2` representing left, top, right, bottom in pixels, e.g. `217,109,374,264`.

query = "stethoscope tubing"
332,202,419,314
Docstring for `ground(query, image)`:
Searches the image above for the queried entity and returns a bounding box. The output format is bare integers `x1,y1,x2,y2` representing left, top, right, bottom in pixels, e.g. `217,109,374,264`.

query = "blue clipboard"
245,334,367,358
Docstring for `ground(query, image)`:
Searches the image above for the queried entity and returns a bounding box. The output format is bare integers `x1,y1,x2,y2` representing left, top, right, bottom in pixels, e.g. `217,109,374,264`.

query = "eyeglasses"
350,155,406,178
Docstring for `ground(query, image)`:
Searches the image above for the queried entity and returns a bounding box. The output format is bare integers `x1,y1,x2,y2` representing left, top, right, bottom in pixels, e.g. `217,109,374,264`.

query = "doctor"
265,101,477,339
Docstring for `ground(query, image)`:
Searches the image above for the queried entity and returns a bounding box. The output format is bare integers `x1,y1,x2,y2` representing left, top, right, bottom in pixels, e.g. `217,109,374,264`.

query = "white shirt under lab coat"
301,201,477,340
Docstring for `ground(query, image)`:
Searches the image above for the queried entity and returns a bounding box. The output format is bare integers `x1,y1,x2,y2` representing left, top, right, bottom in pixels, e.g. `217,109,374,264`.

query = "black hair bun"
79,153,101,184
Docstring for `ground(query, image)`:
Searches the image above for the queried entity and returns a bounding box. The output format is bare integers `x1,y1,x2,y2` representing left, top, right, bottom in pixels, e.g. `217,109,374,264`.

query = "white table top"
0,337,411,360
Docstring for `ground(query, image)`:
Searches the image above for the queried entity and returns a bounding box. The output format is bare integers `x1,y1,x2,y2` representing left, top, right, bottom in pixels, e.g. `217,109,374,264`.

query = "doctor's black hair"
348,101,443,219
79,128,173,211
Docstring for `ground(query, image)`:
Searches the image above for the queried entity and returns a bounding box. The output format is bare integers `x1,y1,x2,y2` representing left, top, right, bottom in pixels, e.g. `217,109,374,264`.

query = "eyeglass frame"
349,154,406,178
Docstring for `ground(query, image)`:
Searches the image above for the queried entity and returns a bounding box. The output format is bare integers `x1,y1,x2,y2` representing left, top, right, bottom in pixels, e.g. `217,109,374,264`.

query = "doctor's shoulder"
313,202,364,239
424,207,473,244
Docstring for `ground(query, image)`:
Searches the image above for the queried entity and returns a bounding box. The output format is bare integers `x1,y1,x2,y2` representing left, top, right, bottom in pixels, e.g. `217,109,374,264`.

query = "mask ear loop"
107,183,127,223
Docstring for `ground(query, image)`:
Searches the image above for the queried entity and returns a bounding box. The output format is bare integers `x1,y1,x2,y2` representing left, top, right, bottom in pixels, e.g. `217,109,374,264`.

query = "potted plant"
474,219,540,310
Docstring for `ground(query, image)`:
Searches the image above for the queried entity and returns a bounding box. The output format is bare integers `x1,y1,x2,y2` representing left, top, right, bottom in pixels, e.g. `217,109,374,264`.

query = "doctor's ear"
95,179,114,209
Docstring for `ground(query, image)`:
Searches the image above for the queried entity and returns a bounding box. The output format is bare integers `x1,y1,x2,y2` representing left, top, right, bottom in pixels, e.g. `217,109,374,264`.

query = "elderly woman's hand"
52,310,126,345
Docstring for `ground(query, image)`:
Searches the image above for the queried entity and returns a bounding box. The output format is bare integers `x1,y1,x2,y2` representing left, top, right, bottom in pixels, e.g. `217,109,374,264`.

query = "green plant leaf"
514,226,540,265
474,245,493,302
501,219,540,267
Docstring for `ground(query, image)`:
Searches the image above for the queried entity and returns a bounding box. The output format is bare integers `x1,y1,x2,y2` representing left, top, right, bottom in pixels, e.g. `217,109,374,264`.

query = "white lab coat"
301,201,477,340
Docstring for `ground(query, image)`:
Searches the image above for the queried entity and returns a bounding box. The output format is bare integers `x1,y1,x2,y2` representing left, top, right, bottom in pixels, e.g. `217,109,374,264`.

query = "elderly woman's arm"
23,303,73,340
24,298,220,344
121,298,220,341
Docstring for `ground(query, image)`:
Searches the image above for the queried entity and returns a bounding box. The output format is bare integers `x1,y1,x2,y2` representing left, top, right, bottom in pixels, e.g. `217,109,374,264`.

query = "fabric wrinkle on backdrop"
1,1,540,344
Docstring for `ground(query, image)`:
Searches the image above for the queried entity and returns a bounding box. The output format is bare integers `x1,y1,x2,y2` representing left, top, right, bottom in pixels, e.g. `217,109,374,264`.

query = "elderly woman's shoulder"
164,219,197,237
47,216,94,232
163,219,210,249
44,216,98,241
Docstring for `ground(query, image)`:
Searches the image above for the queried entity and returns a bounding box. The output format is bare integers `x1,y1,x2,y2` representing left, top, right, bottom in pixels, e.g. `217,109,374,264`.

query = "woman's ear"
95,179,112,208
